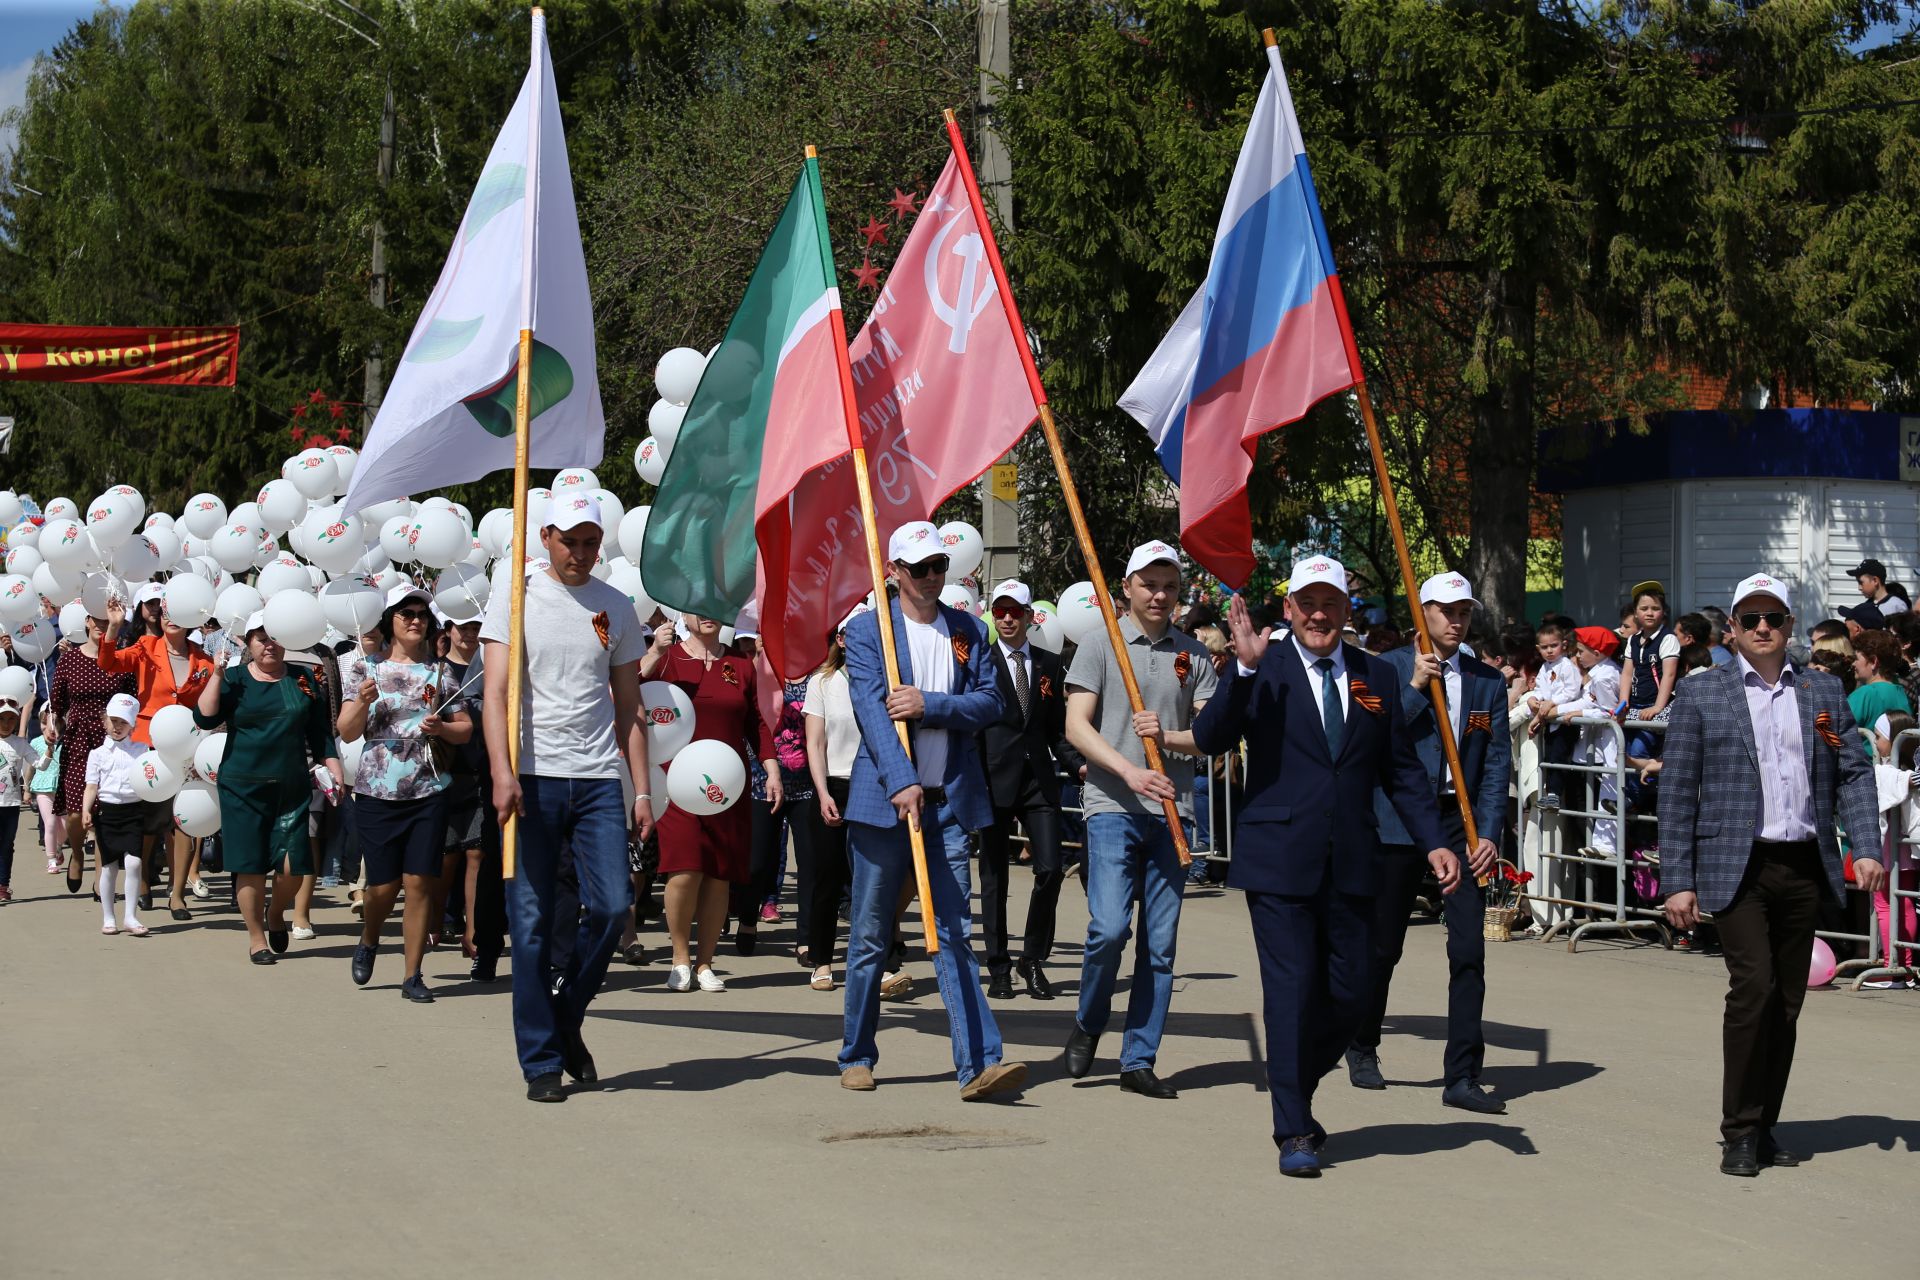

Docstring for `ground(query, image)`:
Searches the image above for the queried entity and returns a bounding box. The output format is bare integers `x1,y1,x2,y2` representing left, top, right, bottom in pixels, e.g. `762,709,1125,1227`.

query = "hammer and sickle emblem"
925,214,997,355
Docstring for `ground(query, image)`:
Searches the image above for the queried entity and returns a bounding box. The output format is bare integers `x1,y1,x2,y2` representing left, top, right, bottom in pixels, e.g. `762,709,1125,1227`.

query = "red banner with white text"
0,323,240,386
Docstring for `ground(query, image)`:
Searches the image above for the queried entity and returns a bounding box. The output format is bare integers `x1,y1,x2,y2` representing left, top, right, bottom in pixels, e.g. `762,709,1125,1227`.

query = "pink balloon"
1807,937,1837,988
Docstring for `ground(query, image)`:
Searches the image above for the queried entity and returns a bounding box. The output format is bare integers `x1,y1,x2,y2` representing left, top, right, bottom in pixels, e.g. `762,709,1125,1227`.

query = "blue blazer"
843,599,1004,833
1658,660,1878,913
1370,646,1512,846
1192,640,1445,897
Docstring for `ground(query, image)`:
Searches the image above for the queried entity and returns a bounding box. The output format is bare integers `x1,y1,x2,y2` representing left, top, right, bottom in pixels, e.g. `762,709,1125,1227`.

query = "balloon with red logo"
192,732,227,785
284,447,341,500
0,573,37,626
634,436,667,486
1056,580,1106,644
936,521,984,579
638,680,697,762
181,493,228,539
173,780,222,837
39,518,92,573
300,507,366,575
86,486,144,549
6,544,43,578
8,618,54,664
665,739,745,816
133,752,187,802
1028,599,1063,653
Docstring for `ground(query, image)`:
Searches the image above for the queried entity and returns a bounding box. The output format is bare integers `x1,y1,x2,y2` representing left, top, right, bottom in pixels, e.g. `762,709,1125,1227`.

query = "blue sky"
1,1,102,158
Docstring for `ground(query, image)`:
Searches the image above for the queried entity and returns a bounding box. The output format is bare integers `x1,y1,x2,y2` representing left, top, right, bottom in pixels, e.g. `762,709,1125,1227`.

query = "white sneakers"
667,964,726,992
292,924,317,941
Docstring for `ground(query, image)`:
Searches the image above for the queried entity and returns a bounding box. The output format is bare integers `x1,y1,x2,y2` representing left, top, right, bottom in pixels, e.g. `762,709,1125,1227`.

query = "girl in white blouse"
83,694,152,936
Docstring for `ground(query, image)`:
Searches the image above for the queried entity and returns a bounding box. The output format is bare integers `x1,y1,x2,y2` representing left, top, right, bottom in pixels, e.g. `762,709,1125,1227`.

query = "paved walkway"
2,839,1915,1278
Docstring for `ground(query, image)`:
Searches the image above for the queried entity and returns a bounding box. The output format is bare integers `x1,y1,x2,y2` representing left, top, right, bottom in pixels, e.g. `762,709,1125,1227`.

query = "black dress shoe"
1064,1024,1099,1079
351,943,376,986
400,974,435,1003
249,948,277,966
1758,1133,1800,1168
1720,1134,1760,1177
1442,1080,1507,1115
470,952,500,983
267,928,289,955
1119,1068,1178,1099
526,1072,566,1103
559,1021,598,1084
1346,1048,1386,1090
1018,959,1054,1000
987,971,1014,1000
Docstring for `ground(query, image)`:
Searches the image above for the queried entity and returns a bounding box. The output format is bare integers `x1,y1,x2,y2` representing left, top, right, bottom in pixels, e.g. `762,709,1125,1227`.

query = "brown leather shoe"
840,1065,876,1091
960,1061,1029,1102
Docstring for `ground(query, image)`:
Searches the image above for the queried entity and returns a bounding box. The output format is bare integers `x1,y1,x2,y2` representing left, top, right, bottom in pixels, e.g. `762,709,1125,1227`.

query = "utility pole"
977,0,1022,589
364,74,394,429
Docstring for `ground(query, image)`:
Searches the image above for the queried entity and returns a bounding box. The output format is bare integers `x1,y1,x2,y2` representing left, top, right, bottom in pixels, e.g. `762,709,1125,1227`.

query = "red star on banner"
334,425,354,443
852,257,882,292
292,403,307,419
858,214,888,247
329,402,345,419
289,426,306,445
886,187,919,220
307,388,327,404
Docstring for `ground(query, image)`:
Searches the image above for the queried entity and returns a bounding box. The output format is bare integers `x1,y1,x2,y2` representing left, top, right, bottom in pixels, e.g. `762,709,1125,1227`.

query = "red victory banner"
0,323,240,386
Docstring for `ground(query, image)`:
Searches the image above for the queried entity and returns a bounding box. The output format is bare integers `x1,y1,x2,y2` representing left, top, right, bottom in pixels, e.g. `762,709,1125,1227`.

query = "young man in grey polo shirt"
1061,539,1216,1100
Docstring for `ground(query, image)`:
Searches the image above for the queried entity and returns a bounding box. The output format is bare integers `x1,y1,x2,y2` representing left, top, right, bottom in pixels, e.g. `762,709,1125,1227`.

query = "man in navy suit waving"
1346,572,1511,1115
1193,556,1457,1178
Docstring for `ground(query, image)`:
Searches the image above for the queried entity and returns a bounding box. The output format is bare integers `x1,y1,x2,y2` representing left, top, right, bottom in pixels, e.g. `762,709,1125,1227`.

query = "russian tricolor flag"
1120,39,1361,588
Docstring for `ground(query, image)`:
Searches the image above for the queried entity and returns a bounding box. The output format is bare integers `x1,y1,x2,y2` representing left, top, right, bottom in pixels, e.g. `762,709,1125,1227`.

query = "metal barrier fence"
1838,727,1920,991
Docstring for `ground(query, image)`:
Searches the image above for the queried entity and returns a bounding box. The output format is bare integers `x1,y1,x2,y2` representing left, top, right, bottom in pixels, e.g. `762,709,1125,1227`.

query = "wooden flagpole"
1258,29,1479,857
502,8,544,879
943,109,1194,867
807,144,940,954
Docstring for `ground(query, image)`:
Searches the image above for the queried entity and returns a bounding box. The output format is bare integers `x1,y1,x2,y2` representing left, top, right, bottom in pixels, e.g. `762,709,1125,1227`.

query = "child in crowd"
1561,626,1624,856
1870,712,1920,976
1527,621,1583,809
83,693,152,936
30,701,63,875
0,698,28,903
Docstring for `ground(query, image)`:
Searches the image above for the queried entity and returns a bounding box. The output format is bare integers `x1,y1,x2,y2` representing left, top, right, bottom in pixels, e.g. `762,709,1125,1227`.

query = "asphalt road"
3,836,1915,1279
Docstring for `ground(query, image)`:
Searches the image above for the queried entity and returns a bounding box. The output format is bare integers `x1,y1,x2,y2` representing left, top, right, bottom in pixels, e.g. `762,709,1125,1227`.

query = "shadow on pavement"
1325,1121,1539,1165
1773,1115,1920,1160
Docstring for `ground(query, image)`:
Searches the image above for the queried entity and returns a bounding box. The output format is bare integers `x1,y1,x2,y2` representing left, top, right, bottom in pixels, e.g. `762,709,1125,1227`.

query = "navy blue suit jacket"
842,599,1003,833
1370,645,1512,847
1192,639,1445,897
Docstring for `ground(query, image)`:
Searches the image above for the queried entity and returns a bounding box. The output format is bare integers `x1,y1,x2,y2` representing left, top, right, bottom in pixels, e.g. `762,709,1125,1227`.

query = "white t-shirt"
903,612,954,787
802,668,859,780
0,734,28,807
1535,655,1581,706
1877,595,1910,617
479,570,649,779
85,737,150,805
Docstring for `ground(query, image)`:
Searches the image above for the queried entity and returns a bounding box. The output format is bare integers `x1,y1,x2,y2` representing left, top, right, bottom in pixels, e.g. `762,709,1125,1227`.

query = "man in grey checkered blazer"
1659,572,1884,1178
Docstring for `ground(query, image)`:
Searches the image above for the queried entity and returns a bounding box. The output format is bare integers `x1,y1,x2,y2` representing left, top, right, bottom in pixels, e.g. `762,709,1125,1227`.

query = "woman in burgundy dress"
49,615,137,894
650,614,777,993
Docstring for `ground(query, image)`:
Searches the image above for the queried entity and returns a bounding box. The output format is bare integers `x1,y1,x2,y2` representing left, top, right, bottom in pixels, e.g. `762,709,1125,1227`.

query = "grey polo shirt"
1065,614,1217,820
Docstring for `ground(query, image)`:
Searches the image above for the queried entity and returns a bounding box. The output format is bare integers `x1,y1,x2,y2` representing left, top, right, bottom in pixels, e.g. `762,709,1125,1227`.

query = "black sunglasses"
392,607,433,623
897,555,950,579
1737,611,1789,631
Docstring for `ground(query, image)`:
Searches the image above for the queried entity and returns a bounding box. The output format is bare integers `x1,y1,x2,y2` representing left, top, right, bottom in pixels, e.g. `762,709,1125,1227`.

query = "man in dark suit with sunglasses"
1661,571,1883,1176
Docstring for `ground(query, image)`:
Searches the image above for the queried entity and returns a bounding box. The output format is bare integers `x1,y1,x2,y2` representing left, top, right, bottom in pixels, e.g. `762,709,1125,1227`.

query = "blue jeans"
1076,812,1187,1072
840,800,1003,1085
503,776,632,1081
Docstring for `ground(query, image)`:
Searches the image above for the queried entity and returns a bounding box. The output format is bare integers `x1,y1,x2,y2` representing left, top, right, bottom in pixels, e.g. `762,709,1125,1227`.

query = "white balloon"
431,562,490,622
251,530,282,569
635,436,667,486
43,497,80,522
371,566,413,595
604,559,658,625
214,583,264,633
85,488,142,549
6,544,43,577
647,399,687,453
39,519,92,572
172,780,221,837
320,574,385,637
325,445,359,492
142,524,181,569
149,703,205,765
263,590,327,650
477,508,514,559
0,574,38,625
299,508,366,574
33,561,82,608
936,521,985,578
285,447,340,500
191,558,228,593
551,467,598,493
256,478,307,534
379,514,417,564
210,523,261,573
181,494,228,538
405,506,469,569
256,557,311,599
80,572,127,618
350,544,391,579
8,618,55,663
144,511,175,532
337,736,365,786
112,534,161,581
361,497,413,530
192,732,227,785
638,680,697,762
1029,599,1064,653
229,501,262,532
616,505,651,564
58,601,89,643
132,751,187,802
654,346,707,405
0,492,21,528
0,665,32,707
585,488,625,532
8,520,40,550
163,574,216,628
524,487,552,518
666,739,746,815
940,584,980,615
1056,580,1107,643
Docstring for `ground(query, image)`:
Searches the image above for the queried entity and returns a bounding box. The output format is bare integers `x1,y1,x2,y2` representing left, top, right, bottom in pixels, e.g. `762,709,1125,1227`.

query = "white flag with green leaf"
342,11,602,514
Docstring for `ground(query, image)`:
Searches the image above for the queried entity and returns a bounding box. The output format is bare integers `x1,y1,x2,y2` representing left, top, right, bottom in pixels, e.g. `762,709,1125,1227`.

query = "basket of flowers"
1483,860,1534,942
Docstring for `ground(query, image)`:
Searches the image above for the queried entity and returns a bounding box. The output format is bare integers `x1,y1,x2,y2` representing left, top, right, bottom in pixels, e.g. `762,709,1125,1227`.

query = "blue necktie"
1316,657,1344,755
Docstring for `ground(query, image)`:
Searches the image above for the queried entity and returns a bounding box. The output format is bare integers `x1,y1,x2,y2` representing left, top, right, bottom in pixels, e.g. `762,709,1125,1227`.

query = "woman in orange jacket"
100,593,217,920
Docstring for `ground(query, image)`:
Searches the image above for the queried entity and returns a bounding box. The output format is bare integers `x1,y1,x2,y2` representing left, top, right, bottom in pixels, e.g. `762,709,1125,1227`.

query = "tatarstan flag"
640,155,848,621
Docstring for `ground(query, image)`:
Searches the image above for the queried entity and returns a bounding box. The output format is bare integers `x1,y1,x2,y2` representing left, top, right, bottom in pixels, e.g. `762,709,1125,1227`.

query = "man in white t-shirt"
481,495,655,1103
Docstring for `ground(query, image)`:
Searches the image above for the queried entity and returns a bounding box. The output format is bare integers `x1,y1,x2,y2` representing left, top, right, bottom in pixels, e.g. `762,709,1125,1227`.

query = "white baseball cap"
1731,572,1792,614
1288,555,1348,595
1419,571,1479,607
1124,539,1181,579
543,494,604,531
887,521,944,565
242,610,267,636
386,583,432,610
989,579,1032,608
106,692,141,725
134,582,165,606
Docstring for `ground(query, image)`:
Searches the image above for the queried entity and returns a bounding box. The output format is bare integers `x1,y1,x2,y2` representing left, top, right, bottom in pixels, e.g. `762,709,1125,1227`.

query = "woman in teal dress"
1849,630,1912,758
195,612,344,966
